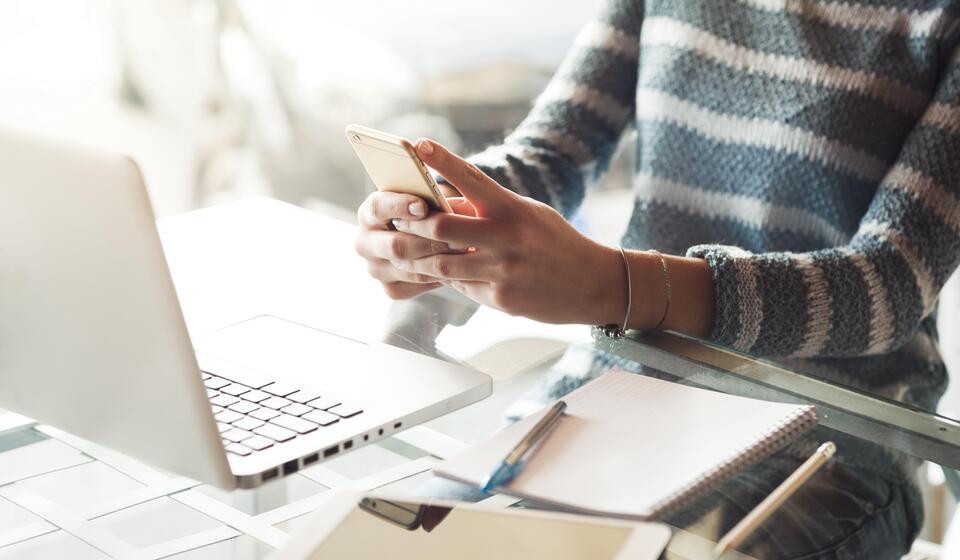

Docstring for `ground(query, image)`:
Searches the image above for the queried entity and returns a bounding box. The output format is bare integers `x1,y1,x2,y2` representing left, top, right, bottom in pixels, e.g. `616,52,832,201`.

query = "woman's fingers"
415,139,515,216
382,281,442,300
392,212,494,246
366,259,440,284
395,252,494,281
443,279,490,303
355,230,450,261
355,145,517,302
358,191,431,228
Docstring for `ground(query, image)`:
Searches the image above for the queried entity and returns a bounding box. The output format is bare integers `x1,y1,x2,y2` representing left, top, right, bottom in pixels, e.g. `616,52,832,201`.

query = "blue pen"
480,400,567,493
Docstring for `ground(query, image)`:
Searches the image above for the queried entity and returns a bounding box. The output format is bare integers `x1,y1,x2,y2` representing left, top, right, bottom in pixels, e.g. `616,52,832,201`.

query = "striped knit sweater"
468,0,960,431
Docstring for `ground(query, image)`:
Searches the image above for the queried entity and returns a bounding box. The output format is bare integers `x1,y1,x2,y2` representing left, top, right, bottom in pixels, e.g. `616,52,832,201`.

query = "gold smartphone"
346,124,452,213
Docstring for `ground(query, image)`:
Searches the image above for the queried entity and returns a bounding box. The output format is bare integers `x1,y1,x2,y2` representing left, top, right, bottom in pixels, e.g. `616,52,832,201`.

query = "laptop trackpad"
195,315,378,399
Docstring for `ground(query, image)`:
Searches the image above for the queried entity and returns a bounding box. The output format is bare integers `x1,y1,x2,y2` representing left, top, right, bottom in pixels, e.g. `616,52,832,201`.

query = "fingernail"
393,219,406,230
416,138,434,155
408,202,426,217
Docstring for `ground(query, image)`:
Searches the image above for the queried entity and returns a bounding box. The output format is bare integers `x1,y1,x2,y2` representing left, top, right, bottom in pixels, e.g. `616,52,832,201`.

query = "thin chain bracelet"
649,249,671,331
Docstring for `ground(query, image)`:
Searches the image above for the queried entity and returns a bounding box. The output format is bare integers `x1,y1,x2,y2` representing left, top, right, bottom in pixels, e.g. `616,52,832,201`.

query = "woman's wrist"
628,251,714,337
661,254,714,337
586,243,630,327
625,250,669,330
581,243,716,338
594,248,715,337
585,244,663,331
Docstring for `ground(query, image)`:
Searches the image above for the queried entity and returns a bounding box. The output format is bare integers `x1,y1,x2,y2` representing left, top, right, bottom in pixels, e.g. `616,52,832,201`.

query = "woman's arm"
395,139,716,339
383,6,960,359
432,35,960,358
686,47,960,358
398,67,960,358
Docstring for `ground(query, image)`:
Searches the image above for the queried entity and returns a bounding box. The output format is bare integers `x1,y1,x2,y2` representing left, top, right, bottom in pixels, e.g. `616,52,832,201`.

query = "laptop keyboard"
201,371,364,457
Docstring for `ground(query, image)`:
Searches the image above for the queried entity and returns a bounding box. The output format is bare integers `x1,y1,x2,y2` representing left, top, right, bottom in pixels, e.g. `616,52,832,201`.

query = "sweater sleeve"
461,0,642,218
687,48,960,359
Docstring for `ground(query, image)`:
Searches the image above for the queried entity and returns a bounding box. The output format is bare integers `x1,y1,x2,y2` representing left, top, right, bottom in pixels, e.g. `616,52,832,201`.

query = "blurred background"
0,0,631,239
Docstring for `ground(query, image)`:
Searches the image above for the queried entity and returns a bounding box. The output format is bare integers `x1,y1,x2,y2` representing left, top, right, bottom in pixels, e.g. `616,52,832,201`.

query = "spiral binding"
645,405,819,520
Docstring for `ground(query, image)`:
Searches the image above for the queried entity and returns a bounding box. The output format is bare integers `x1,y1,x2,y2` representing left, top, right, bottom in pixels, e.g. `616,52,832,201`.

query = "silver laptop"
0,126,491,489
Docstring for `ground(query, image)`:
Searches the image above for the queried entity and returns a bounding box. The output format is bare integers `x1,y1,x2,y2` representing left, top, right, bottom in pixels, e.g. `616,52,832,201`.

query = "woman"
355,0,960,557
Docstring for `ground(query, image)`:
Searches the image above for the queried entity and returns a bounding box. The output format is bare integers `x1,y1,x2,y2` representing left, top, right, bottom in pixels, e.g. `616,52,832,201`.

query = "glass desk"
0,198,956,559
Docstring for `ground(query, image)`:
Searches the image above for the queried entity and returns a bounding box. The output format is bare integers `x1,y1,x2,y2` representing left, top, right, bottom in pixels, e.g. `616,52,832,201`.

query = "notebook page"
434,369,816,520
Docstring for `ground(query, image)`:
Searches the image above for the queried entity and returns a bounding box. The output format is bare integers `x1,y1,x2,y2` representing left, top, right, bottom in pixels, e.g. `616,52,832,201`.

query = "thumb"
415,138,512,215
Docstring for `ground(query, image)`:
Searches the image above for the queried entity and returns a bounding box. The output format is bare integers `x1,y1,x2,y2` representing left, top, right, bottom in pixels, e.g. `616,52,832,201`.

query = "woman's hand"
356,138,715,335
390,139,631,326
354,188,450,300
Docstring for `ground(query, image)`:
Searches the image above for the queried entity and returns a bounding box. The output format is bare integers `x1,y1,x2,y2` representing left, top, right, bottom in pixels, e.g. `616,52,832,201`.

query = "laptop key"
202,373,212,380
263,382,300,397
243,436,274,451
270,414,318,434
207,368,273,390
204,377,230,390
211,405,224,414
221,384,251,397
228,401,259,415
328,403,363,418
215,410,244,424
302,410,339,426
261,396,292,410
306,395,341,411
232,417,265,431
210,394,240,408
254,423,296,443
206,389,219,398
216,422,231,433
280,403,312,417
249,408,281,421
222,428,253,443
240,390,270,404
226,443,252,457
287,389,322,404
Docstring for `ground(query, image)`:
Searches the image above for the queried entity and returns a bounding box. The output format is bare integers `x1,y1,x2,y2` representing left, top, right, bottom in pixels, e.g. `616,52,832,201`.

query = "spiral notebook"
434,369,817,520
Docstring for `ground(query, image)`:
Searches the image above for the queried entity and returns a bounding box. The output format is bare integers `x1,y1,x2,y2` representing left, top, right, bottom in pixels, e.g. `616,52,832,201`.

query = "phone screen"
304,497,636,560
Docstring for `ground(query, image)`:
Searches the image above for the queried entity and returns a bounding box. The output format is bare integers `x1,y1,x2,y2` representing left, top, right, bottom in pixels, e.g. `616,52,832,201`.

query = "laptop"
0,126,491,489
